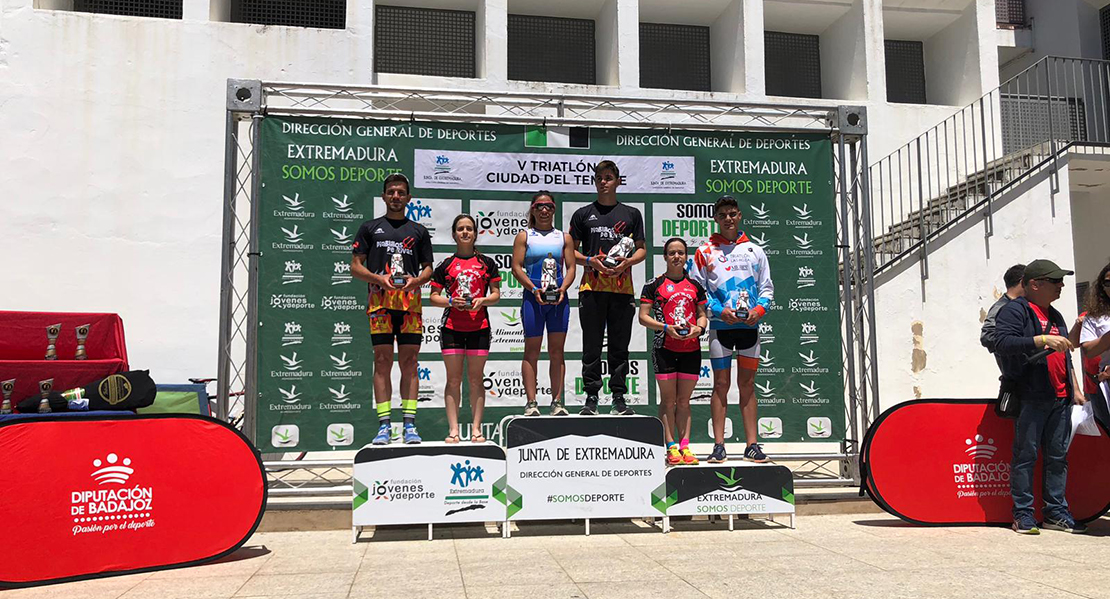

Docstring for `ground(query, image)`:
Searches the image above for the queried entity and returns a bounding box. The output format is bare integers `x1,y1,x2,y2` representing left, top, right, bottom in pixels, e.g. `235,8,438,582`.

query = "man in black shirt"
569,160,646,415
351,174,434,445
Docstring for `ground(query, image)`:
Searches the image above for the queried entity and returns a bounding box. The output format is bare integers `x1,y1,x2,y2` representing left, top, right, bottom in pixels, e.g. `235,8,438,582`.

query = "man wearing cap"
994,259,1087,535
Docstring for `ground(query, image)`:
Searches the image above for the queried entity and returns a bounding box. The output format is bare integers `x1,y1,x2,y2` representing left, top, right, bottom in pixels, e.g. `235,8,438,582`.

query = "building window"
508,14,595,85
375,5,476,78
72,0,181,19
640,23,711,92
1102,5,1110,59
764,31,821,99
885,40,926,104
231,0,345,29
996,0,1026,27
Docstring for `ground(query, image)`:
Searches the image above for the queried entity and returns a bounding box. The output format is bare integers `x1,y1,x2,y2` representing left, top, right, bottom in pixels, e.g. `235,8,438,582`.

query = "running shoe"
743,443,769,463
681,447,699,465
1042,514,1087,534
707,443,727,463
550,400,569,416
372,424,391,445
1012,514,1040,535
610,395,635,415
523,401,540,417
579,396,599,415
666,445,682,466
403,424,422,444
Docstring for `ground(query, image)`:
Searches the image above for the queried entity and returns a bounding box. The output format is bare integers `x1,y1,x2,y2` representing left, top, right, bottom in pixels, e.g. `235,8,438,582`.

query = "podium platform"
661,461,795,532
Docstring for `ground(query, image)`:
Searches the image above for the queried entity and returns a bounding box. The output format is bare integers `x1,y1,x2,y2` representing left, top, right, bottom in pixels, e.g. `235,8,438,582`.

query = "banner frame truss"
218,79,879,496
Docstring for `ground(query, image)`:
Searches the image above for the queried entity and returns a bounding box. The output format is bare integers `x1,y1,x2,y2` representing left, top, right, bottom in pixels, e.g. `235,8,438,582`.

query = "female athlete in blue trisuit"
511,191,577,416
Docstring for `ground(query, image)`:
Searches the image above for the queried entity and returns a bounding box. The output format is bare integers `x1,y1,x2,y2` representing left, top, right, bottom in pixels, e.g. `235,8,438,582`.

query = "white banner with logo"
353,444,507,526
414,150,695,194
505,416,666,520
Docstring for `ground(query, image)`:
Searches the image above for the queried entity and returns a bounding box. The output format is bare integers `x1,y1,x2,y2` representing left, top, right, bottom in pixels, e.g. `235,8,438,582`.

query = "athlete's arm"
744,249,774,325
695,303,708,337
473,257,501,310
638,298,683,339
351,254,393,289
403,263,432,293
510,231,532,290
561,232,577,301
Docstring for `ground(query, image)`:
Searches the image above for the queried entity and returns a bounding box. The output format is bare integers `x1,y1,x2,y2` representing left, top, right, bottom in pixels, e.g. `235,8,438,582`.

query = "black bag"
995,375,1022,419
16,370,156,413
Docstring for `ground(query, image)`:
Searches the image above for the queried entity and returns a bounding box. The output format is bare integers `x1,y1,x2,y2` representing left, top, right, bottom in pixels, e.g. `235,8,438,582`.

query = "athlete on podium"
350,174,434,445
430,214,501,443
512,191,576,417
640,238,708,465
690,195,774,463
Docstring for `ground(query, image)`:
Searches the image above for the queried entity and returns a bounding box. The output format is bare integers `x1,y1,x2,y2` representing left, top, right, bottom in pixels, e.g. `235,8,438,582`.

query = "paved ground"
7,513,1109,599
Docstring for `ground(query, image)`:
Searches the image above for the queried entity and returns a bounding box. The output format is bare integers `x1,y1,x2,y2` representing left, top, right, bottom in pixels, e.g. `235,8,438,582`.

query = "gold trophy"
38,378,54,413
0,379,14,415
75,324,91,360
45,323,61,360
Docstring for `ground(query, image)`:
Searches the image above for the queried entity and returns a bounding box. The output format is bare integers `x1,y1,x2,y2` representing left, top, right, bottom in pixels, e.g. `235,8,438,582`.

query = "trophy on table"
38,379,54,413
0,379,14,415
456,273,474,309
75,324,91,360
602,235,635,269
735,290,750,321
673,299,691,337
540,253,560,304
389,253,407,288
45,323,61,360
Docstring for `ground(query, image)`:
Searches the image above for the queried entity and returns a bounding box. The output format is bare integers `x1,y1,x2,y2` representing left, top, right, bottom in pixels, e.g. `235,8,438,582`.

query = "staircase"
867,57,1109,275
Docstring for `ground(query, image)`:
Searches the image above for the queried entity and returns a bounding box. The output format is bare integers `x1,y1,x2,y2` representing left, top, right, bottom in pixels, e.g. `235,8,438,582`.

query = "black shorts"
441,327,491,356
652,347,702,380
711,328,758,350
369,309,423,347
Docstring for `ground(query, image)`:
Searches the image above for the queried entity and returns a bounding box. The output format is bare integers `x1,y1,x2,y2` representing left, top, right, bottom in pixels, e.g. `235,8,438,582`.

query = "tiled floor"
6,514,1107,599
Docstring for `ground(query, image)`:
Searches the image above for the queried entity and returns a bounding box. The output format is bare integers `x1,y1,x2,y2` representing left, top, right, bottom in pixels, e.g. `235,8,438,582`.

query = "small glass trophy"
0,379,14,415
602,236,635,269
75,324,90,360
673,300,690,337
456,273,473,309
38,378,54,413
390,253,407,287
45,323,61,360
541,253,560,303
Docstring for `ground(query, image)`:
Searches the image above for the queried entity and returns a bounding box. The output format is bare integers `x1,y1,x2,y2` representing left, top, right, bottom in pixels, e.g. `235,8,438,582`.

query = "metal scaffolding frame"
218,79,880,497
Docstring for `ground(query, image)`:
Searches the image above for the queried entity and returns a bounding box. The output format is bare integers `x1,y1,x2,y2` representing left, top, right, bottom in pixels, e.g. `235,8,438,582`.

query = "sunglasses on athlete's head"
532,203,555,212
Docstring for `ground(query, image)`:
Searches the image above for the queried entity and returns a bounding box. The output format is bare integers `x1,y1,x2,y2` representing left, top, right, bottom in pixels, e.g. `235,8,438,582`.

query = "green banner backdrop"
256,117,842,451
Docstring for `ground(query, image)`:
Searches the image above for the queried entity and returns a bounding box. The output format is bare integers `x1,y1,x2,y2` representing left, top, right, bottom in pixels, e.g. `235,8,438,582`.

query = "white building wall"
873,161,1079,409
0,0,1055,383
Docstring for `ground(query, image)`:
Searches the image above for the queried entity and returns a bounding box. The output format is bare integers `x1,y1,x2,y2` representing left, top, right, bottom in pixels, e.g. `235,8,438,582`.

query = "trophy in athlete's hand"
75,324,91,360
37,379,54,413
735,289,750,321
456,273,474,309
0,379,14,415
673,299,691,337
541,253,560,304
603,235,635,269
390,252,407,288
45,323,61,360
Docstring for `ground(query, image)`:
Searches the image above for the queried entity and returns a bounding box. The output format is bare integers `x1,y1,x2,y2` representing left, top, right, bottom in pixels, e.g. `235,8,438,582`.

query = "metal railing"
868,56,1110,276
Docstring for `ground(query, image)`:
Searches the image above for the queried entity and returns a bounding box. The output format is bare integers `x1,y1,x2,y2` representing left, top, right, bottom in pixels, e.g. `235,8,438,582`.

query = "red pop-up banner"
861,399,1110,525
0,414,266,587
